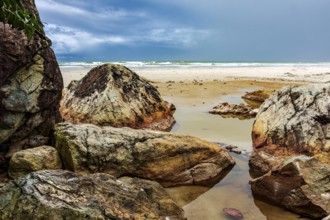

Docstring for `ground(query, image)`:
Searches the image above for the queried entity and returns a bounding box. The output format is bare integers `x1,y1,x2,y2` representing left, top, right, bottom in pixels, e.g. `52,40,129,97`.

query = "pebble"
223,207,244,219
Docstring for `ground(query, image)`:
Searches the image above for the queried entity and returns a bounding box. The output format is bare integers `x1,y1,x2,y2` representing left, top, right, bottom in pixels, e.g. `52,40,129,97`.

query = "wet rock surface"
54,122,235,187
209,102,257,119
250,156,330,219
60,64,175,131
242,90,271,108
0,170,185,220
250,83,330,219
0,0,63,167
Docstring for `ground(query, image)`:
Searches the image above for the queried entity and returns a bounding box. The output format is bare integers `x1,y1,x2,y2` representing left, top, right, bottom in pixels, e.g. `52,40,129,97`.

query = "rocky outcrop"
242,90,270,108
250,84,330,219
250,156,330,219
0,170,185,220
0,0,63,168
209,102,257,119
252,84,330,164
60,64,175,131
54,122,235,187
8,146,62,179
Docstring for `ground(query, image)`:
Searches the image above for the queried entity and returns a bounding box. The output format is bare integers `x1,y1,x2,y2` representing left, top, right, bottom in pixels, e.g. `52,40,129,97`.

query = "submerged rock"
0,0,63,161
8,146,62,179
250,156,330,219
54,122,235,187
0,170,185,220
242,90,271,108
209,102,257,119
60,64,175,131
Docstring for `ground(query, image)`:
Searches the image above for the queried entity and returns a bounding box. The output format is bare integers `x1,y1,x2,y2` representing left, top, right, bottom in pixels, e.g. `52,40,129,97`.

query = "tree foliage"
0,0,43,39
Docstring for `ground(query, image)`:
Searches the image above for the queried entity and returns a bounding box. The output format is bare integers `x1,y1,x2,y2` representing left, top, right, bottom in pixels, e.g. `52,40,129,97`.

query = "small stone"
223,207,243,219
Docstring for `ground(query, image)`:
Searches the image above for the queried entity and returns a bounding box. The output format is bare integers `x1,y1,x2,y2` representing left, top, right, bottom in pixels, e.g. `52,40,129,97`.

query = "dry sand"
61,65,326,107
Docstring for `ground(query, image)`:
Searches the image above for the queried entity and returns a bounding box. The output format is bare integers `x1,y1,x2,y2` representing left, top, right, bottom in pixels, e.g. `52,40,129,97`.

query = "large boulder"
252,84,330,164
250,156,330,219
0,0,63,167
250,84,330,219
60,64,175,131
54,122,235,187
0,170,185,220
8,146,63,179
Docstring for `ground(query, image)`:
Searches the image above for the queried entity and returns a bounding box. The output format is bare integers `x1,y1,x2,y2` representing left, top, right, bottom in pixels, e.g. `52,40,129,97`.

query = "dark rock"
0,0,63,158
60,64,175,131
209,102,258,119
54,122,235,187
0,170,185,219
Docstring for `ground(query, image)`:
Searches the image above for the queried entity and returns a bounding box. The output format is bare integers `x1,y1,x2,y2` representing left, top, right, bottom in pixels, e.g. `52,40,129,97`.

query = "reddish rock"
223,207,244,219
209,102,257,119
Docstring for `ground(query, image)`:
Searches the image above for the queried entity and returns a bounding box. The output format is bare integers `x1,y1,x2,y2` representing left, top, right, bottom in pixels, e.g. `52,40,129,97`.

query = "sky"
35,0,330,62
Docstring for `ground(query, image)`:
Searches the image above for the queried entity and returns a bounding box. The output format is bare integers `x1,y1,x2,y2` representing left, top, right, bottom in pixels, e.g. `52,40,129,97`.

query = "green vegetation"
0,0,43,39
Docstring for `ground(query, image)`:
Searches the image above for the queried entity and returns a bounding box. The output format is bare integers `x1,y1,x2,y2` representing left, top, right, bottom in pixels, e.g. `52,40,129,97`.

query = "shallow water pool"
167,96,310,220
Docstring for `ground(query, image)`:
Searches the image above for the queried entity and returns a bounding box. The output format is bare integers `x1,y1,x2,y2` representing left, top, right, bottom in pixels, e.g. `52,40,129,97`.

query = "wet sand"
60,66,321,220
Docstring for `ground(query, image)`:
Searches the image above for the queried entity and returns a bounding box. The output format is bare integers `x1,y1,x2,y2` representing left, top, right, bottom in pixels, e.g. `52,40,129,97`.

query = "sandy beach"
60,65,328,220
61,65,329,107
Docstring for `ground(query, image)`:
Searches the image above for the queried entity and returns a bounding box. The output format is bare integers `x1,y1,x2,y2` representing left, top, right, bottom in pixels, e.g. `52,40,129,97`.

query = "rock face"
209,102,257,119
0,0,63,167
0,170,185,220
54,122,235,187
60,64,175,131
250,84,330,219
8,146,63,179
250,156,330,219
252,84,330,164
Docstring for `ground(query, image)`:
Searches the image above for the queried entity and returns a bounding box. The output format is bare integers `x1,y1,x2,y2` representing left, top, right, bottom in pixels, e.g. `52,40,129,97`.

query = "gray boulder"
252,84,330,164
54,122,235,187
60,64,175,131
0,170,185,220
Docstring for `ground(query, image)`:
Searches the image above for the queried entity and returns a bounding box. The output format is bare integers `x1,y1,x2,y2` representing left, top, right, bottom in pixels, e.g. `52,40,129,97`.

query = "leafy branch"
0,0,44,39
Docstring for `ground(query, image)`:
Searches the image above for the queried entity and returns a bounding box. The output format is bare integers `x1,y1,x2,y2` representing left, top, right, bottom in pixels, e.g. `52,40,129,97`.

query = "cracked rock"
0,170,185,220
54,122,235,187
60,64,175,131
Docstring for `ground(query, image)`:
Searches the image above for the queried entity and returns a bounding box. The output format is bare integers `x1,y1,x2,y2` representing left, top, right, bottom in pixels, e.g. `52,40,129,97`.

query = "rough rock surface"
54,122,235,187
250,83,330,219
250,156,330,219
60,64,175,131
0,0,63,166
8,146,62,179
209,102,257,119
242,90,271,108
252,84,330,164
0,170,185,220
